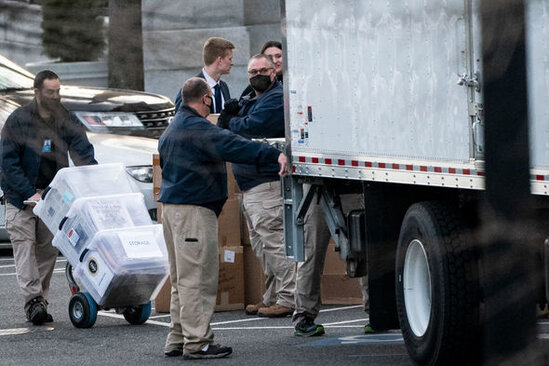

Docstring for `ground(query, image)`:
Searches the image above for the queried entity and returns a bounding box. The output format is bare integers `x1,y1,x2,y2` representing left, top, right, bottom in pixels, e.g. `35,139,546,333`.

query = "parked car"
0,55,167,244
0,54,175,138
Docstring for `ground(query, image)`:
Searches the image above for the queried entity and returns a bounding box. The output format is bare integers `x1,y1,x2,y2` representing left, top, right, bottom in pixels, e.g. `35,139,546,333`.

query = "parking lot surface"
1,253,548,365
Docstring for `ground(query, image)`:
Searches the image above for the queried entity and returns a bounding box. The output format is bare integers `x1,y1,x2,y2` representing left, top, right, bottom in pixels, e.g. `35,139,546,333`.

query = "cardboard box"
155,246,245,313
243,245,267,305
206,113,220,125
323,241,346,275
226,163,241,197
154,277,171,313
216,246,245,311
218,197,241,247
320,239,364,305
321,274,363,305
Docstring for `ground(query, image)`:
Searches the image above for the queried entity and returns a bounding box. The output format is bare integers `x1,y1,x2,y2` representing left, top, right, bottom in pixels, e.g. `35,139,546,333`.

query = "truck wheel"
395,202,479,366
69,292,98,328
123,301,152,325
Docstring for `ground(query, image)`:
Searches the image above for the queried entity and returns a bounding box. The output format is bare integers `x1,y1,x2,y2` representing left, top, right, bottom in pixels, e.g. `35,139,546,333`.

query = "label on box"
88,198,133,229
224,249,235,263
62,190,74,204
67,228,80,247
86,255,113,297
118,231,162,259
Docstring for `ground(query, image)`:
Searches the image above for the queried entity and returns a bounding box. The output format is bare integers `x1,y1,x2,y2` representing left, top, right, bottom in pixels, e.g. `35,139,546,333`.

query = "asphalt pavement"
1,251,548,365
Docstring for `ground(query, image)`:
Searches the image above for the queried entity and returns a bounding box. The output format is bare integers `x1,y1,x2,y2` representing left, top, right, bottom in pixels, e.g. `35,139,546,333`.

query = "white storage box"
52,193,152,265
34,163,140,234
74,225,169,307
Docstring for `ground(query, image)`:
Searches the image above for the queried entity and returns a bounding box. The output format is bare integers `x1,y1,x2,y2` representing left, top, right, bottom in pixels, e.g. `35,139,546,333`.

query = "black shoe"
45,313,53,323
182,344,232,360
164,350,183,357
294,317,325,337
26,297,48,325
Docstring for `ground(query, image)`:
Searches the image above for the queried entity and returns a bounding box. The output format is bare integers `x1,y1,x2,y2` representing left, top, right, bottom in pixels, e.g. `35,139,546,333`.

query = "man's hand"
223,98,240,115
25,192,41,205
217,110,232,129
278,153,288,177
28,193,41,201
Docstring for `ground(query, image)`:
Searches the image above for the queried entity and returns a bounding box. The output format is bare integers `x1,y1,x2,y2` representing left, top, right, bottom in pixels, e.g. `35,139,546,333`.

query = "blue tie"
214,84,222,113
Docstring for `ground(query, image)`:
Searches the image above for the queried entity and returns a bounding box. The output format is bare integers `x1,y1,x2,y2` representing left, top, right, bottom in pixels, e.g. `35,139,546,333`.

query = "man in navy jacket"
217,54,295,318
1,70,96,325
158,77,286,360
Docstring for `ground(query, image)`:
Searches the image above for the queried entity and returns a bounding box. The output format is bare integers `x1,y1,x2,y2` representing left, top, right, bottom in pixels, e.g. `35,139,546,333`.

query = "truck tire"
395,202,479,366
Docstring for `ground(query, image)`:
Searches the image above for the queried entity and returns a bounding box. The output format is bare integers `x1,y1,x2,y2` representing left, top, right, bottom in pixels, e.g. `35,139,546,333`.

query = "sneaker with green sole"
364,323,376,334
294,317,325,337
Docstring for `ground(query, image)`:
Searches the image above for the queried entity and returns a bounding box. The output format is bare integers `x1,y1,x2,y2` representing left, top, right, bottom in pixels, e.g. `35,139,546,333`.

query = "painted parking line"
145,305,364,323
319,305,363,313
297,333,404,347
324,318,369,326
0,267,65,277
0,327,54,336
0,258,66,274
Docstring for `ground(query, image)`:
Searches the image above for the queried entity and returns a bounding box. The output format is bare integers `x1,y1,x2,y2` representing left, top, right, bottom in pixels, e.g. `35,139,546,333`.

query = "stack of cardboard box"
152,112,363,313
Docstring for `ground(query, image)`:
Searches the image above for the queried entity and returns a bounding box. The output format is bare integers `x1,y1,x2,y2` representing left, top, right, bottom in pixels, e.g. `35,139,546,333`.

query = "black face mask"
250,75,272,93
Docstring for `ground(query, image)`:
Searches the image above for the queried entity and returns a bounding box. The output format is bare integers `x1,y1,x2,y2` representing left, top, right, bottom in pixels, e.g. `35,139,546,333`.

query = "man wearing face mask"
217,54,295,318
239,40,283,99
159,77,288,359
1,70,97,325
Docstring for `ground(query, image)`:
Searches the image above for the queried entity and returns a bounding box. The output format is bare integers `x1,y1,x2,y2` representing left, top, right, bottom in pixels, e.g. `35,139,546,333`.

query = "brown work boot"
245,302,266,315
257,304,294,318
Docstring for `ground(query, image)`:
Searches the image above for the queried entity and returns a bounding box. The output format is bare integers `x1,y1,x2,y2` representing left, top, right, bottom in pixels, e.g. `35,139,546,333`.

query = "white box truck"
281,0,548,365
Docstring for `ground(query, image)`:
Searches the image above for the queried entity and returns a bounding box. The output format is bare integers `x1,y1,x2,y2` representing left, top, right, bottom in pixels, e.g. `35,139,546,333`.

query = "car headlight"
74,111,144,128
125,165,153,183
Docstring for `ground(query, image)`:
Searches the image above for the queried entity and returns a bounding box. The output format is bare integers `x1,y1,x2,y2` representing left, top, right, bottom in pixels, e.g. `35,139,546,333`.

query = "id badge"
42,139,52,153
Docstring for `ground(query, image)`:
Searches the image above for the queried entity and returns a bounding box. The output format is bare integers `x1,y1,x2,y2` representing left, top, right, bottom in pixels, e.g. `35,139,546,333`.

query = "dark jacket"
174,71,230,113
228,80,284,191
157,104,281,216
1,100,97,209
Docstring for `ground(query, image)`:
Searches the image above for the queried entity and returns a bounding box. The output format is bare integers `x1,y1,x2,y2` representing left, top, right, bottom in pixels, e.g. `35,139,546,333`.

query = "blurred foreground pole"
108,0,144,91
480,0,542,365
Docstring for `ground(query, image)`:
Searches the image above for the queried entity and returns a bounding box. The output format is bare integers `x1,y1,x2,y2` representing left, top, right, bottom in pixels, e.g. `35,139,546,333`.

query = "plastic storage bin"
74,225,169,307
34,163,140,234
52,193,152,265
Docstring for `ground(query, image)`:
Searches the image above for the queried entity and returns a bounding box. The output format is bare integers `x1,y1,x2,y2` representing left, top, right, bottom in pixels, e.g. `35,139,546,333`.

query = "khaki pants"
242,181,295,308
242,207,277,306
294,191,367,322
162,204,219,354
5,203,57,311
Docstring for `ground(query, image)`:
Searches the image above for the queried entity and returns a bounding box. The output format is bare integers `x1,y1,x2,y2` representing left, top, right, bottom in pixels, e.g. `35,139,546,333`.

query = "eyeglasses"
247,67,273,76
205,95,213,105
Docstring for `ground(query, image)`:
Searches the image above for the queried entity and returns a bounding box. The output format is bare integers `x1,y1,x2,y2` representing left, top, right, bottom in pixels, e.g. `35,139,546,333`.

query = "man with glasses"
217,54,295,318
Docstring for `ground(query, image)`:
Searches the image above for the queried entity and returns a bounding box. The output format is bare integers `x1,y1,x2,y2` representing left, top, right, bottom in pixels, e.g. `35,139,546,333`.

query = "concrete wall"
0,0,47,65
0,0,283,102
142,0,282,102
